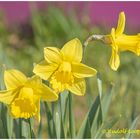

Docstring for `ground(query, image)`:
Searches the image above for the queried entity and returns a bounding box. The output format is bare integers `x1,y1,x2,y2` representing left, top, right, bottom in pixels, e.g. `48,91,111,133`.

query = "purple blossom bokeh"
0,2,140,31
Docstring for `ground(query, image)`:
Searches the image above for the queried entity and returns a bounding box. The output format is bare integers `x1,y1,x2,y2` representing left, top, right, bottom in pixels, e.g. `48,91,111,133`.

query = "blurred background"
0,1,140,138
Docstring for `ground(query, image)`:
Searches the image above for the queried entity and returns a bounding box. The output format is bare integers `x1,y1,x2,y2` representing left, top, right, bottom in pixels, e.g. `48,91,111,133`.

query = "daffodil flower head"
105,11,140,71
33,38,97,96
0,69,58,120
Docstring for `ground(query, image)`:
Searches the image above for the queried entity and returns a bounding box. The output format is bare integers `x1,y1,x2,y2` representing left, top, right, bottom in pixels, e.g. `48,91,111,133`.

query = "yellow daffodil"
0,69,58,120
33,38,97,95
104,11,140,71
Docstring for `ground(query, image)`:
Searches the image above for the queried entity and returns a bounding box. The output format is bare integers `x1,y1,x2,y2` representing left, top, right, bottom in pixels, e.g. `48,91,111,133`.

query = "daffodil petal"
44,47,62,64
26,75,58,101
68,78,86,96
72,62,97,78
109,47,120,71
0,89,19,104
116,11,125,36
33,61,58,80
111,28,116,42
25,75,58,102
109,30,120,71
19,87,34,99
61,38,83,62
25,75,42,88
4,69,27,89
34,83,58,102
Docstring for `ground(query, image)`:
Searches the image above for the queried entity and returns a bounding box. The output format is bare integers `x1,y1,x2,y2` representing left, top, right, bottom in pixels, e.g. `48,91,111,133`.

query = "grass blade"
125,115,140,138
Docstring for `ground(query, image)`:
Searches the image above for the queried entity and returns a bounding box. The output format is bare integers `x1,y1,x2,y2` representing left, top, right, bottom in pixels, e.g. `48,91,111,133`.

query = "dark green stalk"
19,119,22,138
58,94,65,138
68,93,75,138
28,118,35,138
44,102,52,138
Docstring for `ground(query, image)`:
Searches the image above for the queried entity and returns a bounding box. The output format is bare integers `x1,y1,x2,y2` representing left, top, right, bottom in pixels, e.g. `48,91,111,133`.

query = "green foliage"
0,5,139,139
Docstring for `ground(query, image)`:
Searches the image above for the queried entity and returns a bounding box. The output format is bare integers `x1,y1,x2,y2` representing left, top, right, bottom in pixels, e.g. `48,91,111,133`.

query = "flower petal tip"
120,11,125,15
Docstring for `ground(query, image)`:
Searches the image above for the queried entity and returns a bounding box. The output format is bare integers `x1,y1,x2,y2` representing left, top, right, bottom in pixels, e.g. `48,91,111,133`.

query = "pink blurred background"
0,2,140,30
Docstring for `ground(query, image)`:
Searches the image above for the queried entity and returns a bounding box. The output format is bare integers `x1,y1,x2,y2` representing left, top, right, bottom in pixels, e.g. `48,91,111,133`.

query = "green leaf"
91,83,113,138
77,95,101,138
125,115,140,139
55,112,61,139
60,117,65,138
14,118,35,139
28,118,36,138
0,117,7,138
101,84,113,121
77,115,91,138
20,119,30,138
95,116,120,138
0,105,9,138
90,105,103,137
0,65,5,90
96,73,103,127
59,90,69,121
37,118,42,138
55,111,65,139
6,114,13,138
97,73,102,98
13,119,20,138
97,105,103,127
44,102,56,138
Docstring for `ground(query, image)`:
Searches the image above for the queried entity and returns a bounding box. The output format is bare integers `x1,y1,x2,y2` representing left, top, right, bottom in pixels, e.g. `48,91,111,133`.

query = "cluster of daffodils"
0,11,139,120
0,39,97,120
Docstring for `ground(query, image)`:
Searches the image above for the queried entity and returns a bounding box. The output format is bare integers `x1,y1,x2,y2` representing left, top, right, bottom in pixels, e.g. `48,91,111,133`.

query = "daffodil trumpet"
84,11,140,71
33,38,97,96
0,69,58,120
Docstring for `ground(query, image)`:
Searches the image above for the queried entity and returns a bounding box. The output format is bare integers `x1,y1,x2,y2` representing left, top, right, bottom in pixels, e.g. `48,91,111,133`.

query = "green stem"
28,119,32,138
28,119,35,138
84,34,106,48
19,119,22,138
68,93,75,138
44,102,55,138
51,102,57,138
58,94,65,138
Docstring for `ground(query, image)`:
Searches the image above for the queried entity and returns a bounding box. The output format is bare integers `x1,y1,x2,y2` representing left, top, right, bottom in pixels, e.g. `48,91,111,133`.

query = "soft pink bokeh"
0,2,140,31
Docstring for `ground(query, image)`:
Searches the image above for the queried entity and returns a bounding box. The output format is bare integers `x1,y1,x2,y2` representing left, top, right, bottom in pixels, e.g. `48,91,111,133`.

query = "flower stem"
19,119,22,138
84,34,106,48
28,118,35,138
68,92,75,138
